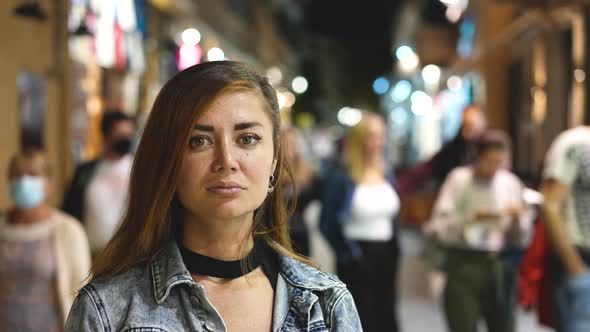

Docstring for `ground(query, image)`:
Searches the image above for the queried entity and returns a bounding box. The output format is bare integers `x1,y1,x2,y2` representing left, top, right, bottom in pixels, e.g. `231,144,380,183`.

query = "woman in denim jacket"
320,113,401,332
64,61,361,332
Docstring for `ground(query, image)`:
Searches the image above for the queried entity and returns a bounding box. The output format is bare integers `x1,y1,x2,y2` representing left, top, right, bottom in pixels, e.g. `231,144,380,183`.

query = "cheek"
365,140,381,151
43,179,51,196
462,127,473,139
177,157,205,193
374,136,385,148
239,151,274,179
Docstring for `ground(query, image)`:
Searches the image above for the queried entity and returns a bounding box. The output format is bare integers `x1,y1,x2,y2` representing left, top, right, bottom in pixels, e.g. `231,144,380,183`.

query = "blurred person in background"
427,130,534,332
65,61,361,331
398,104,488,302
0,148,91,331
280,127,319,257
396,104,487,193
320,112,401,332
541,125,590,332
62,110,135,257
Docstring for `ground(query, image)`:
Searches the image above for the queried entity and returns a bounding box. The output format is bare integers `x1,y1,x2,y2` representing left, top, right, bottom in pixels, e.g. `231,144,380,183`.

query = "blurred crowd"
1,103,590,332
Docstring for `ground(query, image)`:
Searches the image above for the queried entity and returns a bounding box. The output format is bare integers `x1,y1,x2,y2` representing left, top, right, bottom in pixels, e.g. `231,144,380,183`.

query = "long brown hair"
92,61,309,279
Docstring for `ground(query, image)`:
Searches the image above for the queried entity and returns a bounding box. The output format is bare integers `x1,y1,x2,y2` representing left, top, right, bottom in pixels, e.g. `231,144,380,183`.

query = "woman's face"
8,157,51,200
176,91,277,222
362,116,386,159
8,157,51,209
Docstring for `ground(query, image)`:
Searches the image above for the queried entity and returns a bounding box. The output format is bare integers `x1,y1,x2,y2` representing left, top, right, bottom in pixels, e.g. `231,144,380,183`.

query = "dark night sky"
307,0,402,109
302,0,449,113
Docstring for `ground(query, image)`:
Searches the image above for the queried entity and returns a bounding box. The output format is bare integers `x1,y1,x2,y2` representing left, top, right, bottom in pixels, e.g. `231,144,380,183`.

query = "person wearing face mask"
427,130,535,332
0,148,91,331
62,110,136,257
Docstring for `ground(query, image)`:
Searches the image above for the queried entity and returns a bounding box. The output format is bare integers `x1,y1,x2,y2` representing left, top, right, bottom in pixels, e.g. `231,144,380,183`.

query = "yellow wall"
0,0,71,209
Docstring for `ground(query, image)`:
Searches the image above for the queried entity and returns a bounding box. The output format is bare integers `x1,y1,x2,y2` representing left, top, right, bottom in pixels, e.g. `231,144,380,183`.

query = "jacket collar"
150,241,196,304
150,241,345,304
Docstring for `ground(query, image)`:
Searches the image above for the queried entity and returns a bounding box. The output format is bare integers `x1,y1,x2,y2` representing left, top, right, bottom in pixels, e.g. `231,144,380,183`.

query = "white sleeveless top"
343,182,400,241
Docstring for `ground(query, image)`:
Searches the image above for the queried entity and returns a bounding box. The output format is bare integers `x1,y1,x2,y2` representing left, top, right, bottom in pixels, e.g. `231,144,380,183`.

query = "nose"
212,138,238,172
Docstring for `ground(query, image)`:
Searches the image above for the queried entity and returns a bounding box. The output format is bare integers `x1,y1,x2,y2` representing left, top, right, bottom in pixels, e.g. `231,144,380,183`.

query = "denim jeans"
553,250,590,332
555,272,590,332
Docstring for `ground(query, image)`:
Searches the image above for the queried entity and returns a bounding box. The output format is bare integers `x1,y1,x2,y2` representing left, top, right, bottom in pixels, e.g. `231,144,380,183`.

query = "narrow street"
306,202,552,332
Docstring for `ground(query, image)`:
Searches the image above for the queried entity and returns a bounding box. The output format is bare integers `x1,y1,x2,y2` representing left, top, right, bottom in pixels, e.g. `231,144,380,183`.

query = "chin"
211,210,247,220
186,192,267,219
209,200,260,220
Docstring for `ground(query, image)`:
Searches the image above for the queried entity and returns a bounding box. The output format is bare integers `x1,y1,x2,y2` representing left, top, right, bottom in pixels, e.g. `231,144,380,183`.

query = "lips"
206,181,245,196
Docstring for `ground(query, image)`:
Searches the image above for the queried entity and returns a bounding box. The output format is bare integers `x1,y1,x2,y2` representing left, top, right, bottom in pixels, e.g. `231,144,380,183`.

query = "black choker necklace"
180,243,261,279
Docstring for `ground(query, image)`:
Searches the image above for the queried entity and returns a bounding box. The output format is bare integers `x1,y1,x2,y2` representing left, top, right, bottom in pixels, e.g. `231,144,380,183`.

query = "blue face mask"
9,175,45,209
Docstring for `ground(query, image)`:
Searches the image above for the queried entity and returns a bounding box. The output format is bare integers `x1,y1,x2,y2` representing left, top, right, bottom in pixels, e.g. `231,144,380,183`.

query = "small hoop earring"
268,175,275,193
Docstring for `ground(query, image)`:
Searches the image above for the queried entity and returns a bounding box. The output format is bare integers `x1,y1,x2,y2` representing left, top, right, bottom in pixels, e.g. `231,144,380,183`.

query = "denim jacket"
319,168,399,263
64,241,362,331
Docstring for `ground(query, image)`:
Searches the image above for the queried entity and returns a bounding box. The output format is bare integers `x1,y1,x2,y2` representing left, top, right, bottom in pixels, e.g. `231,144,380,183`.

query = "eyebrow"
192,122,263,131
193,124,214,132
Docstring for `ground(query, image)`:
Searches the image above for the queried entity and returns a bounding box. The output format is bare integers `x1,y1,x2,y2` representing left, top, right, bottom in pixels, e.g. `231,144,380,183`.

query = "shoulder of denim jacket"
278,255,346,291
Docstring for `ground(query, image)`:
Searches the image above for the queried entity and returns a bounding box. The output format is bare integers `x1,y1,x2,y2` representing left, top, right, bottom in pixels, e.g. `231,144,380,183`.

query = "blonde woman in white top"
320,112,401,332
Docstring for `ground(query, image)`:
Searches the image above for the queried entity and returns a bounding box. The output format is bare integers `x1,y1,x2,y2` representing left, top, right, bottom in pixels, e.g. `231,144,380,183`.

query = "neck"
473,168,493,182
361,156,383,174
8,205,50,225
181,211,254,261
104,151,125,161
363,154,382,168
